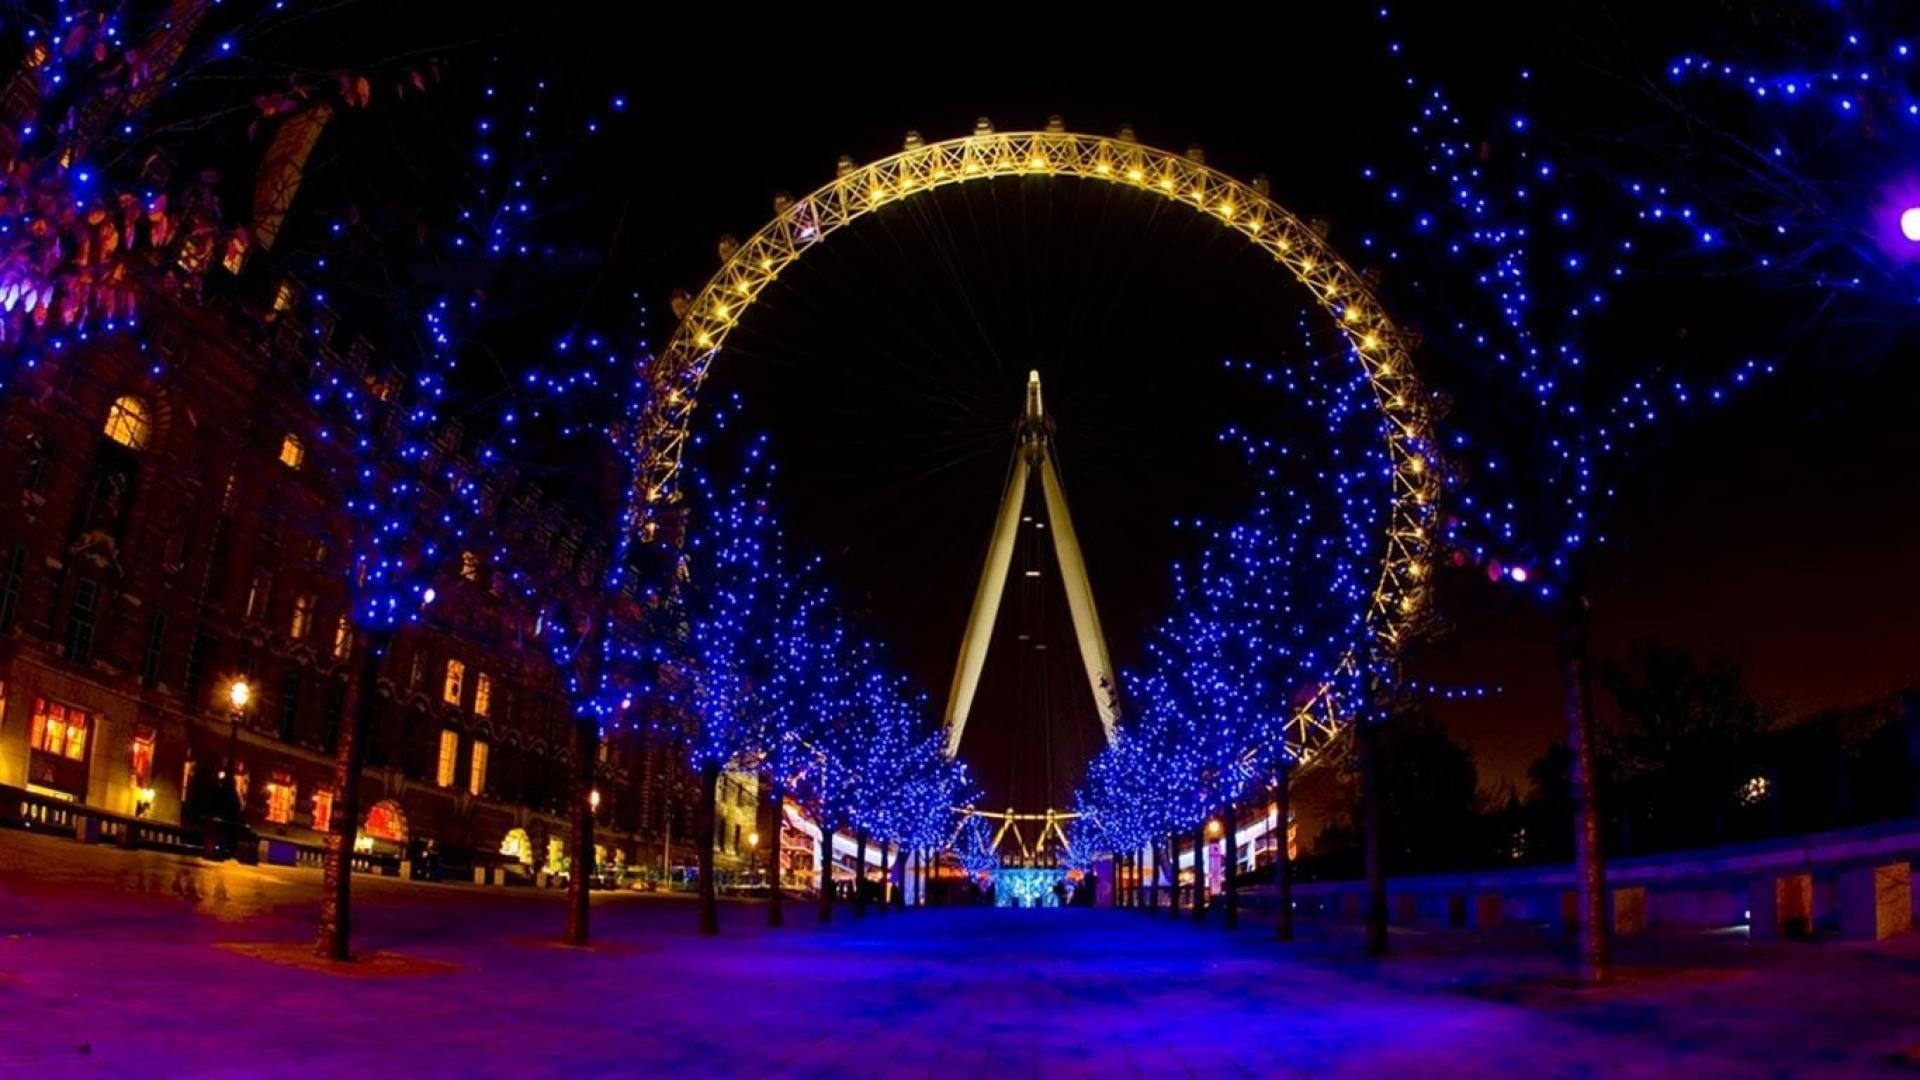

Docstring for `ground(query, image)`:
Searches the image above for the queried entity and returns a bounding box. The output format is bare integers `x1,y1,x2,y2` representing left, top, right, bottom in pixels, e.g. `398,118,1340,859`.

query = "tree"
1604,643,1776,850
1365,7,1790,982
1080,342,1391,939
302,74,635,960
1607,7,1920,323
681,432,793,936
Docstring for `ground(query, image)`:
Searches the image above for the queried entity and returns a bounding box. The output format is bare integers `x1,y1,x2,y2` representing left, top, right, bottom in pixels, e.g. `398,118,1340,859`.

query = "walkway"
1,832,1916,1076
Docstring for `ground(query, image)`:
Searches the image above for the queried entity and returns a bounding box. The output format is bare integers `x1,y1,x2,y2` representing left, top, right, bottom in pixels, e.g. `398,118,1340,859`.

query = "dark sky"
384,4,1920,806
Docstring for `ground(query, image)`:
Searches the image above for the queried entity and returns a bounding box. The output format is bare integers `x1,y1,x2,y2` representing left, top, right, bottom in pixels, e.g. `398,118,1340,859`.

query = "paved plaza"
2,831,1918,1077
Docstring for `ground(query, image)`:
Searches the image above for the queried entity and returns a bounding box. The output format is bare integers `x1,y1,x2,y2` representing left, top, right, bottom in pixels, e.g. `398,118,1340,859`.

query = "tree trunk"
874,843,890,916
817,821,834,923
854,830,869,917
1361,720,1388,958
313,626,390,962
697,760,720,936
1562,593,1609,984
1222,802,1239,930
564,716,598,947
1190,821,1207,924
1274,764,1294,943
766,781,784,928
1149,842,1162,915
1165,835,1179,916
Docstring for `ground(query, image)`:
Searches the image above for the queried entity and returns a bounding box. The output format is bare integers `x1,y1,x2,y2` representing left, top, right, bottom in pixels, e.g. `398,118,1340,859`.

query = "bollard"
1839,862,1911,942
1612,886,1648,936
1748,874,1813,942
1470,893,1502,929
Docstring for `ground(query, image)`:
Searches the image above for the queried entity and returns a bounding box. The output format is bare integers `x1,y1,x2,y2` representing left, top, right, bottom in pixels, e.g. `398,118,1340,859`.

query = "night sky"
368,4,1920,807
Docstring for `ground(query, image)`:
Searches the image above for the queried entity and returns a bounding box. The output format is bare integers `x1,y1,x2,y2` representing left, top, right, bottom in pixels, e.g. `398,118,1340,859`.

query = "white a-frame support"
943,371,1120,758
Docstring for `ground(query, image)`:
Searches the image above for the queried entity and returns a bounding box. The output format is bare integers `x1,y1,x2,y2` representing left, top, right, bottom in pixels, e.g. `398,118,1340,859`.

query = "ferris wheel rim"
636,124,1441,766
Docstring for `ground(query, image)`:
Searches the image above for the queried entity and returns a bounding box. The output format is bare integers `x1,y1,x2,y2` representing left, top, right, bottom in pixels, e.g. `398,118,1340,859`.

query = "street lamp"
224,678,251,781
210,677,250,859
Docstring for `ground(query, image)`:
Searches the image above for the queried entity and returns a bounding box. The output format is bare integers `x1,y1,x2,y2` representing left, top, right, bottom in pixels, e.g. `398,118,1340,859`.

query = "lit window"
272,281,296,313
130,725,155,787
244,574,271,620
500,827,531,864
102,396,152,450
29,698,89,761
459,551,480,583
364,800,407,842
311,788,334,832
265,775,295,825
233,763,250,804
278,433,305,470
473,673,492,718
435,729,459,788
442,660,465,707
468,740,489,796
290,594,316,640
221,233,248,275
331,616,351,660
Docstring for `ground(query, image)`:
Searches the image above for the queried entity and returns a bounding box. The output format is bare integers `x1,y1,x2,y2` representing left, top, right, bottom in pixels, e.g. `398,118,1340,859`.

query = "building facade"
0,278,708,879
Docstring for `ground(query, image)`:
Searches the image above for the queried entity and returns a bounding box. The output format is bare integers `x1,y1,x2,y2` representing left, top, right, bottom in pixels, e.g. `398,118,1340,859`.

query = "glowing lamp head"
228,678,252,710
1508,566,1530,584
1206,818,1223,837
588,788,602,810
1901,206,1920,243
747,830,760,849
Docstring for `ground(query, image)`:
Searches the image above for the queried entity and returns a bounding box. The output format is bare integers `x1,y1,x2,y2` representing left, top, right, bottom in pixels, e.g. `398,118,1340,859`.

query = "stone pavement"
1,830,1917,1077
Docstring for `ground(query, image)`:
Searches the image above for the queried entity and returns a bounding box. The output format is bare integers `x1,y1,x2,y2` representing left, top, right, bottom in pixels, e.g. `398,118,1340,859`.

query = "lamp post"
225,678,251,782
210,677,249,860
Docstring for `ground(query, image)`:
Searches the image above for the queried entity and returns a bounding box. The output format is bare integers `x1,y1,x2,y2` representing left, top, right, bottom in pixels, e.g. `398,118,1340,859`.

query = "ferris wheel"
637,117,1439,781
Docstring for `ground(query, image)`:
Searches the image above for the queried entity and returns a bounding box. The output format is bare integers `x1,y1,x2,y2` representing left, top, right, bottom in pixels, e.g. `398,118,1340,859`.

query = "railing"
1,784,200,855
1221,816,1920,938
0,784,400,873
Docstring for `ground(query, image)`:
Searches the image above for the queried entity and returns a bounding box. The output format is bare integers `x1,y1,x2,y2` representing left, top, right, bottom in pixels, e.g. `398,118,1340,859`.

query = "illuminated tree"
0,3,431,373
1080,346,1386,931
301,74,635,960
680,433,789,934
1363,8,1795,981
1616,7,1920,316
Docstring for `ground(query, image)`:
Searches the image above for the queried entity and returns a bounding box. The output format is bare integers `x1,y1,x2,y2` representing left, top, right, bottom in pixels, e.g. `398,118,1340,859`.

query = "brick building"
0,273,720,880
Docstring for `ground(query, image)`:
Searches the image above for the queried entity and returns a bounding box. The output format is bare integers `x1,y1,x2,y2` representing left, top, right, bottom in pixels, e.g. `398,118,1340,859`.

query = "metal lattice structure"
635,119,1439,766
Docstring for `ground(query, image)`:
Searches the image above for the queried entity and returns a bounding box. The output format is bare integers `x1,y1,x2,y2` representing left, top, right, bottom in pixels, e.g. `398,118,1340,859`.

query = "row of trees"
677,428,969,933
1,4,963,958
1078,349,1388,938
